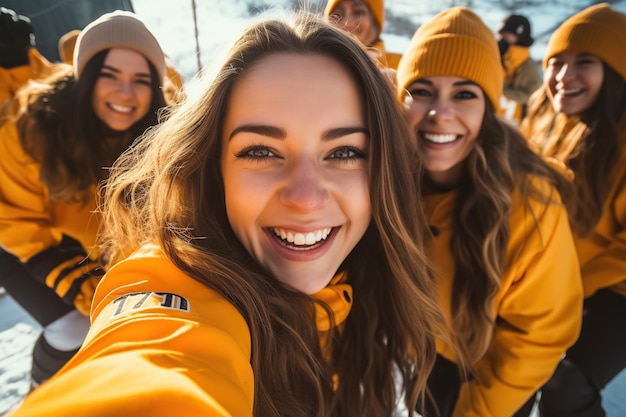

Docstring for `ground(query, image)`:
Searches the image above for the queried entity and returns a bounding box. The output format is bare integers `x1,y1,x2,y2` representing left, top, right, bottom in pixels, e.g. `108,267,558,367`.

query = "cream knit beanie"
396,7,503,108
73,10,165,84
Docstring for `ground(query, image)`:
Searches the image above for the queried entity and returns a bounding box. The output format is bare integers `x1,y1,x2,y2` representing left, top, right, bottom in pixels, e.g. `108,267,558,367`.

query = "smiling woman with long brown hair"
9,12,443,417
396,7,583,417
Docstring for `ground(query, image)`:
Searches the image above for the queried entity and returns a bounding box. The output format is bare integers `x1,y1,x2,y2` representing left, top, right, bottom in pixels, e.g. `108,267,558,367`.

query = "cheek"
341,173,371,225
139,87,153,105
406,103,427,129
588,70,604,101
222,175,252,242
91,88,105,120
223,171,267,230
543,69,558,97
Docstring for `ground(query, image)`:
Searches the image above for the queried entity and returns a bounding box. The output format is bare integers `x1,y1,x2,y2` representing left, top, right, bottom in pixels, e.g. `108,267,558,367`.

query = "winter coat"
0,118,102,313
498,45,541,124
568,134,626,298
368,39,402,70
424,177,583,417
0,48,58,125
9,245,354,417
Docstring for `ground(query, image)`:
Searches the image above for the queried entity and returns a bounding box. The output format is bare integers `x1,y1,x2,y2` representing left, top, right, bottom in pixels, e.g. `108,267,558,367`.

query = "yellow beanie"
74,10,165,84
544,3,626,80
324,0,385,32
396,7,502,109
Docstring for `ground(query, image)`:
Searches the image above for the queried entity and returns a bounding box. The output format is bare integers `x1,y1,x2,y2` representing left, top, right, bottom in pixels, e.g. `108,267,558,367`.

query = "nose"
117,80,134,97
427,99,453,122
555,63,574,83
340,13,359,30
279,156,329,212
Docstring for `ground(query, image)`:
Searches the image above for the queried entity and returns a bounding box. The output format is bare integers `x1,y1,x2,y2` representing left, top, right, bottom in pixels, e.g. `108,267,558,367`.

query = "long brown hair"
100,13,443,417
16,50,166,205
522,63,626,236
446,100,575,367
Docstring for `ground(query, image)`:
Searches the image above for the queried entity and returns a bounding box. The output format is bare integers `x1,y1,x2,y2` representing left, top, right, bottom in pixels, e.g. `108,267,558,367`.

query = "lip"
263,226,339,262
556,87,585,98
107,102,135,114
419,130,462,148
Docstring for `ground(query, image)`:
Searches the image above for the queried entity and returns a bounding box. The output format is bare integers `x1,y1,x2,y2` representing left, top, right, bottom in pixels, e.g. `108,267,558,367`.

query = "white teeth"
109,103,133,113
423,132,458,143
272,227,332,246
558,88,583,96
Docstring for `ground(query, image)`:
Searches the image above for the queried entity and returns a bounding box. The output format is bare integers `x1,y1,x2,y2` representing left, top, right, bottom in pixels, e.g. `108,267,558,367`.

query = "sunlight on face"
545,52,604,116
92,48,153,132
404,76,485,188
221,53,371,294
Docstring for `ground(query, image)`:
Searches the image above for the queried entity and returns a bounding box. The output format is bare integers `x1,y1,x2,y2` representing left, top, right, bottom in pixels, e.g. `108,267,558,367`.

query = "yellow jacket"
0,117,101,314
368,40,402,70
0,119,100,261
0,48,58,125
574,139,626,297
9,245,353,416
424,178,583,417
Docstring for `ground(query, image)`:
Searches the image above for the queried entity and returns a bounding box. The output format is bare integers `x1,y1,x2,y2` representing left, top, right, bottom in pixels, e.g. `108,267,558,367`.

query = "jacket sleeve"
0,120,102,313
453,192,583,417
502,59,542,104
577,165,626,297
10,250,254,417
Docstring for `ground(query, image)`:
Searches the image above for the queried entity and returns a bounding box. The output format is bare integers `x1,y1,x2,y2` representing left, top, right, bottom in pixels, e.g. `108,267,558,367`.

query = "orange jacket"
574,139,626,297
9,245,353,416
367,39,402,69
0,120,100,261
0,48,58,125
423,177,583,417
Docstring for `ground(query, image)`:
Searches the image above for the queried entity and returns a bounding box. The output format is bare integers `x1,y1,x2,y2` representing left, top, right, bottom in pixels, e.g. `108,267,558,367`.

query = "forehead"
103,48,150,69
549,51,598,60
224,52,364,130
233,52,355,92
334,0,369,10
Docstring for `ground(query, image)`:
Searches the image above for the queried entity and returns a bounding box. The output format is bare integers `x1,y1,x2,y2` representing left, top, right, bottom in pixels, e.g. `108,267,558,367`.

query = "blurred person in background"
324,0,402,69
497,14,541,125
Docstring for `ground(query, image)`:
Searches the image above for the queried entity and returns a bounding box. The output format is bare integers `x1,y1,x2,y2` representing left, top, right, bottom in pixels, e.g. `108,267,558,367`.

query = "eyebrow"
102,64,151,79
413,79,479,87
228,124,369,141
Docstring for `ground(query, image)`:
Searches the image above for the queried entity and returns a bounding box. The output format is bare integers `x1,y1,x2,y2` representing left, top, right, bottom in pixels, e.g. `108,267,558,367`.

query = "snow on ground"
0,294,40,416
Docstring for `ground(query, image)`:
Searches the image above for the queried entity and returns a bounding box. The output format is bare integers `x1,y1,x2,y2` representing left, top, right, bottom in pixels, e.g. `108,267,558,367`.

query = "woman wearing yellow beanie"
0,10,167,387
521,3,626,416
396,7,583,417
324,0,401,68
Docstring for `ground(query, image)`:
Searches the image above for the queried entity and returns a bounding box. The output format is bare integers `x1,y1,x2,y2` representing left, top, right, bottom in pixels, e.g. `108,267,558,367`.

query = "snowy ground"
2,0,626,415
